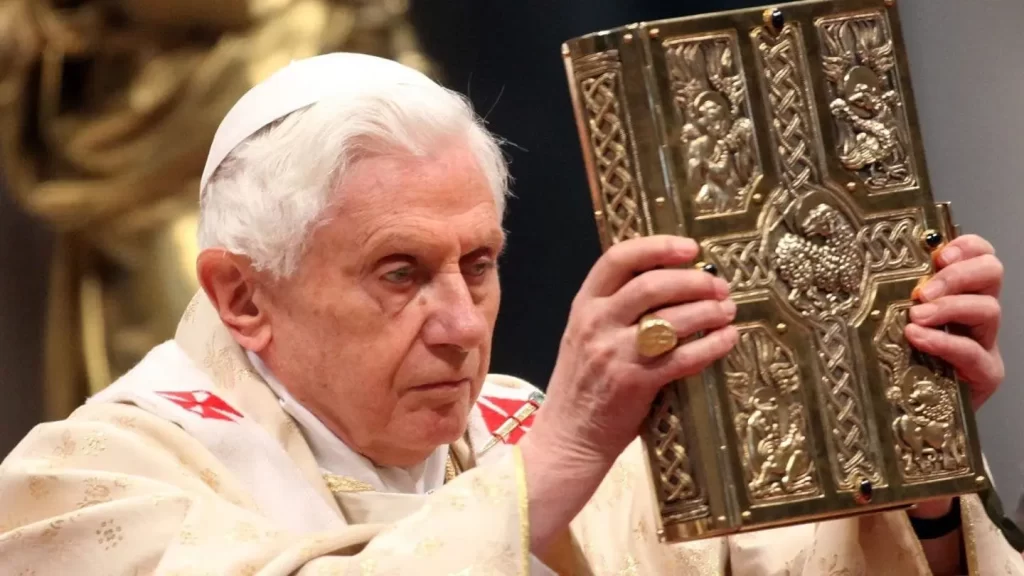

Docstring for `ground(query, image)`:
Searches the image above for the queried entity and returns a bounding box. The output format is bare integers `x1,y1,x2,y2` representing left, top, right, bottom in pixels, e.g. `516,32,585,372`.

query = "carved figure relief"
725,327,818,501
575,51,648,244
665,35,762,217
818,13,915,191
875,304,970,481
774,203,865,314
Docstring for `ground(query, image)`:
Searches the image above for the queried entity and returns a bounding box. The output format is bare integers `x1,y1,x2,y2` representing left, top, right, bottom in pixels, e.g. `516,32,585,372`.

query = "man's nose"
421,273,489,352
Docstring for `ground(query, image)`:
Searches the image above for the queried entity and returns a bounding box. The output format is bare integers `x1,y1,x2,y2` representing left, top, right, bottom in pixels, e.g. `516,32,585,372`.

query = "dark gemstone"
702,262,718,276
924,231,943,248
858,480,873,503
770,8,785,31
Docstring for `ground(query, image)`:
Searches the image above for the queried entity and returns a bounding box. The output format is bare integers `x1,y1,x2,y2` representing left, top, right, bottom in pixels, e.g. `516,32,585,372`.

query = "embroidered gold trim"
513,445,530,575
322,472,374,494
445,451,462,484
961,496,978,576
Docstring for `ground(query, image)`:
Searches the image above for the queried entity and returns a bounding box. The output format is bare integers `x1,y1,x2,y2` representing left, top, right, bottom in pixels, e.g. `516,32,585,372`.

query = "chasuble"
1,292,1021,575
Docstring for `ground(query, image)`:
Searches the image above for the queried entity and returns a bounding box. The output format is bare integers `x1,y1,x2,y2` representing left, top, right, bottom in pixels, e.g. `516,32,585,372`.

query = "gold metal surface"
0,0,432,413
637,314,680,358
563,0,983,542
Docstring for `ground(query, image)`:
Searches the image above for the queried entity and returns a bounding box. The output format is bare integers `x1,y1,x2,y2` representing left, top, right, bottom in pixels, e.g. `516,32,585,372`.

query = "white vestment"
0,292,1021,575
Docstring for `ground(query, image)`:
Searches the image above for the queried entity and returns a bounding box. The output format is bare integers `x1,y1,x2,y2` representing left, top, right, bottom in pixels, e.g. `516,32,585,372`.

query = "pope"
0,53,1019,576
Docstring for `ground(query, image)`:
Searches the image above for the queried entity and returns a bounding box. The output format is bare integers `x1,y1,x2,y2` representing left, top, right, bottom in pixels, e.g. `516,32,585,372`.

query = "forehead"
329,144,502,249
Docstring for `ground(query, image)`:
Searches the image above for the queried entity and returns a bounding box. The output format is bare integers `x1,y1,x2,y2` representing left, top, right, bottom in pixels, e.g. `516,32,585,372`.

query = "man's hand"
519,235,737,554
907,233,1004,410
904,234,1004,575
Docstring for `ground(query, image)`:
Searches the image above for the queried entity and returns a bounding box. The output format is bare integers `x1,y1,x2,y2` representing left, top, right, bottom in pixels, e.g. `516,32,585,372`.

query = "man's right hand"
518,235,738,554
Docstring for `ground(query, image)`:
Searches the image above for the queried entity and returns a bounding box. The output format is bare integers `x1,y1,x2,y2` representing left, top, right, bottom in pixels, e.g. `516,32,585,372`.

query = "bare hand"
906,234,1004,410
519,235,737,553
902,238,1000,569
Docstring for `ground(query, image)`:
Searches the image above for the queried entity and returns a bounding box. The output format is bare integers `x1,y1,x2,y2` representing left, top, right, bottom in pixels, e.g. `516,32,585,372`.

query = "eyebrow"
364,226,506,262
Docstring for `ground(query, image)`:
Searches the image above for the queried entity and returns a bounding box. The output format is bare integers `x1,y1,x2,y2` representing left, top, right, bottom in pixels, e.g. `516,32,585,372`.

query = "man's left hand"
906,233,1004,410
902,233,1003,537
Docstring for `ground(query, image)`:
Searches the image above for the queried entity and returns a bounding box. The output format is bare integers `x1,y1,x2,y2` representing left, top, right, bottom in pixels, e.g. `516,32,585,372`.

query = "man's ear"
196,249,272,352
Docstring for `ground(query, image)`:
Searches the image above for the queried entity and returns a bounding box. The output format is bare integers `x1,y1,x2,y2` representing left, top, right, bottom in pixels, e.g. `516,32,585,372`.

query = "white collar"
246,351,448,494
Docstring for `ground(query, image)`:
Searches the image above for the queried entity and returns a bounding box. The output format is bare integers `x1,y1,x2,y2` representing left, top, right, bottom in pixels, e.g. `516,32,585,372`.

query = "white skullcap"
200,52,436,192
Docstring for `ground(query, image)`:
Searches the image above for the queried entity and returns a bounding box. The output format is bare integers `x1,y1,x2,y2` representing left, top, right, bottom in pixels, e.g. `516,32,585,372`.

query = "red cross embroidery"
155,390,243,422
477,396,537,445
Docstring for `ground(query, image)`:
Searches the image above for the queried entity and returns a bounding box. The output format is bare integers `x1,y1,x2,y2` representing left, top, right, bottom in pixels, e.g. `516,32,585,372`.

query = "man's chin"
411,410,469,447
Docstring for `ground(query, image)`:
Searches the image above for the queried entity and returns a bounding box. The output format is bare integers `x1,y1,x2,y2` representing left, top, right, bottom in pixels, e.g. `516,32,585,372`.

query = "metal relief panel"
663,32,763,219
570,51,652,247
874,303,971,483
748,21,884,492
725,325,819,502
817,11,917,193
563,0,985,543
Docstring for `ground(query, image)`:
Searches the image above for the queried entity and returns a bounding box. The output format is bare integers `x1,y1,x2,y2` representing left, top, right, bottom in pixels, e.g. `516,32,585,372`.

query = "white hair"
197,83,509,278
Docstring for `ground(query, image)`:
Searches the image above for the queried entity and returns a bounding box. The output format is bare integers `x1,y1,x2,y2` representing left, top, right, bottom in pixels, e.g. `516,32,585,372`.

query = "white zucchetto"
200,53,436,192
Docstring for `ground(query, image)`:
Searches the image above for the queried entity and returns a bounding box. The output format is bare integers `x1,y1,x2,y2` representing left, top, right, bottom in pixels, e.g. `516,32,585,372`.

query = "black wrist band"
909,497,962,540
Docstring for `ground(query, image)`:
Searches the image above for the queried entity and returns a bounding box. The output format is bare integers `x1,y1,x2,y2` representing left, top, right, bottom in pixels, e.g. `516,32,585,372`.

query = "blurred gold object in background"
0,0,432,419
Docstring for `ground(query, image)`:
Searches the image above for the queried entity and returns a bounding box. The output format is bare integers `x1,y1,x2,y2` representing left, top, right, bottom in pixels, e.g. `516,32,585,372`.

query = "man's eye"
464,259,495,278
383,266,415,284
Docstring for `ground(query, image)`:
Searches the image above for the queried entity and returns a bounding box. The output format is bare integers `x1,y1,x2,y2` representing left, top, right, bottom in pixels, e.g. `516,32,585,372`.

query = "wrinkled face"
260,142,503,467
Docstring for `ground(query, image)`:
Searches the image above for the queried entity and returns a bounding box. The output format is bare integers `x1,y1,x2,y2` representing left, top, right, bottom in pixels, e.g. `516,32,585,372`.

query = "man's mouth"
414,378,470,392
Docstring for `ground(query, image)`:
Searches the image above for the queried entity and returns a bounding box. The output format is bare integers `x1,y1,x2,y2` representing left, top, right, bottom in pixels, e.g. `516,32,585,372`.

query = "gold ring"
636,314,678,358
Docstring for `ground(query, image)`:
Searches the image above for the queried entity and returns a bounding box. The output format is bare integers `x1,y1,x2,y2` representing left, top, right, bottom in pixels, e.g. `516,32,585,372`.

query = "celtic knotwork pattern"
860,215,929,274
647,389,710,520
753,23,881,490
575,51,646,244
752,25,821,190
815,316,878,486
706,239,774,291
875,303,970,481
725,326,819,501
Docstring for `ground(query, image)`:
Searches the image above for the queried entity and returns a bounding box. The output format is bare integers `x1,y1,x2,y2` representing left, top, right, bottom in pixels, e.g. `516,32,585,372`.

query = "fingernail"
936,246,961,267
920,278,945,301
909,303,936,321
911,277,928,301
721,299,737,320
714,278,730,299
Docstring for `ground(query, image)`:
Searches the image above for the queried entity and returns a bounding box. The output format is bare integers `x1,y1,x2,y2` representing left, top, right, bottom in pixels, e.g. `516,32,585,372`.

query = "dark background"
410,0,780,388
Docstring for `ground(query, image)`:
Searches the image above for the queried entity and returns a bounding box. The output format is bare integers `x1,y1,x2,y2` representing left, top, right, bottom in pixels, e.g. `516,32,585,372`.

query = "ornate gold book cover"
562,0,986,542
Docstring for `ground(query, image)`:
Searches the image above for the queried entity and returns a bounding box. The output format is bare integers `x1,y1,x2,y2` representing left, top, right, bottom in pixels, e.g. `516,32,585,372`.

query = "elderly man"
0,53,1019,575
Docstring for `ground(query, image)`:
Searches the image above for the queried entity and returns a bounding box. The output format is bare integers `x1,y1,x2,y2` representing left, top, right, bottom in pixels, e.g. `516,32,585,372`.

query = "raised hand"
907,234,1004,409
519,235,737,553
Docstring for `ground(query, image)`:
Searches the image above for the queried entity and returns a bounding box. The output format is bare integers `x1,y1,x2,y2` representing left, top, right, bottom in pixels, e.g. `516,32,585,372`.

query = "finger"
909,294,1000,350
933,234,995,269
915,253,1003,301
646,299,737,341
903,324,1003,397
579,236,699,298
612,268,729,322
643,325,739,386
